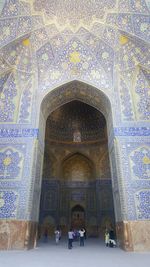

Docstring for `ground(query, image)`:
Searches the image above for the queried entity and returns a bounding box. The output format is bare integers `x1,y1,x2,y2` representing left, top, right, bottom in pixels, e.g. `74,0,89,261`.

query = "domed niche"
45,100,107,143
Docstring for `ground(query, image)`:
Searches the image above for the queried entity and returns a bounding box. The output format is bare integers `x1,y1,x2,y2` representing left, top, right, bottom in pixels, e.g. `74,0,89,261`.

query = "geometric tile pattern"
130,146,150,179
0,148,22,180
135,190,150,219
114,139,150,220
134,68,150,120
0,190,19,218
0,1,149,123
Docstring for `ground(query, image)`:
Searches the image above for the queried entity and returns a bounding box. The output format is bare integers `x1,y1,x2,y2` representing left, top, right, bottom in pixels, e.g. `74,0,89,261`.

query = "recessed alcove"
39,98,115,239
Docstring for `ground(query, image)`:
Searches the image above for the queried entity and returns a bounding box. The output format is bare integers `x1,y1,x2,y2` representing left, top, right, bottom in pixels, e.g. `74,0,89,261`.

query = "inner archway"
38,82,117,243
71,205,85,230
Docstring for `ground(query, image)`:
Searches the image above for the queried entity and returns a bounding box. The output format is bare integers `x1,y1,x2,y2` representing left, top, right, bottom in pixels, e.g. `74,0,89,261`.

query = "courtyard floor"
0,238,150,267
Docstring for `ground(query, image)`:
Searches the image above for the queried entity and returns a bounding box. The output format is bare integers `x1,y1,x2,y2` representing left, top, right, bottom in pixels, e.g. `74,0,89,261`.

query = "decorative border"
114,127,150,136
0,127,150,138
0,127,149,138
0,128,39,138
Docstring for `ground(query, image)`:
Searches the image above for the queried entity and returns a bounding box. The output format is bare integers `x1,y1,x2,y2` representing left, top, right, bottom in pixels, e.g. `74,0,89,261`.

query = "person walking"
54,228,60,244
78,228,85,246
104,229,109,247
68,228,74,249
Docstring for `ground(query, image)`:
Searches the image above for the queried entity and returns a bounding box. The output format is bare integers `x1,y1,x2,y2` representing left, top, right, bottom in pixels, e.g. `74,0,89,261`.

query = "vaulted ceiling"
46,100,106,143
0,0,149,78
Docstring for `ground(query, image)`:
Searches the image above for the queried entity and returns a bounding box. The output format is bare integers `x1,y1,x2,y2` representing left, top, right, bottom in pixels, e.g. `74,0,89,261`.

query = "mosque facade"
0,0,150,251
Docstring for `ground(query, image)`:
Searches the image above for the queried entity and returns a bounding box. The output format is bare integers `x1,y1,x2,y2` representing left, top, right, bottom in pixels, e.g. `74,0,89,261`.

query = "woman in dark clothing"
109,230,115,240
109,229,116,247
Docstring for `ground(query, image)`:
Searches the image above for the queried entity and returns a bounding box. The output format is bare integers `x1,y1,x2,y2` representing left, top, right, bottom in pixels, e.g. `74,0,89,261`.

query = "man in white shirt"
78,228,85,246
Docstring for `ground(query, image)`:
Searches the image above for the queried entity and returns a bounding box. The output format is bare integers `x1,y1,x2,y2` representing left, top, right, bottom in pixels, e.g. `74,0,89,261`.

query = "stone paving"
0,238,150,267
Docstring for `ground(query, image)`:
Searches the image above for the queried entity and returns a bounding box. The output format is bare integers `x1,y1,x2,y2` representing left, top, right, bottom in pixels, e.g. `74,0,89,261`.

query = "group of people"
44,227,116,249
105,228,116,248
68,228,86,249
54,228,86,249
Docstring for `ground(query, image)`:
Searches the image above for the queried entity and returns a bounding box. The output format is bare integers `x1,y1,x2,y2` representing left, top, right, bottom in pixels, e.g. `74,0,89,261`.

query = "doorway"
71,205,85,230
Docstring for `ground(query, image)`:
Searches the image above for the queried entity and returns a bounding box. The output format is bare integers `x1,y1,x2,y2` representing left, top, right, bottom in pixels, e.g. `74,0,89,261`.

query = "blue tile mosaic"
135,190,150,219
0,190,18,218
130,147,150,180
0,148,22,180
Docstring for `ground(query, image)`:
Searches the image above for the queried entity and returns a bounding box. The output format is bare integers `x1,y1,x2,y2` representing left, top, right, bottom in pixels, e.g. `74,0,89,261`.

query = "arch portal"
38,80,118,242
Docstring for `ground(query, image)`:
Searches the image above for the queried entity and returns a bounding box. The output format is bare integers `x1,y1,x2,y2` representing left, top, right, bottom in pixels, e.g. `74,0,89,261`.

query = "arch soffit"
40,80,112,121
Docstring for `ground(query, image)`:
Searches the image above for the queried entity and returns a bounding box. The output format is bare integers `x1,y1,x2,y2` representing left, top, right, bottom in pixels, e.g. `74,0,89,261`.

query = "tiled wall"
0,0,150,224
